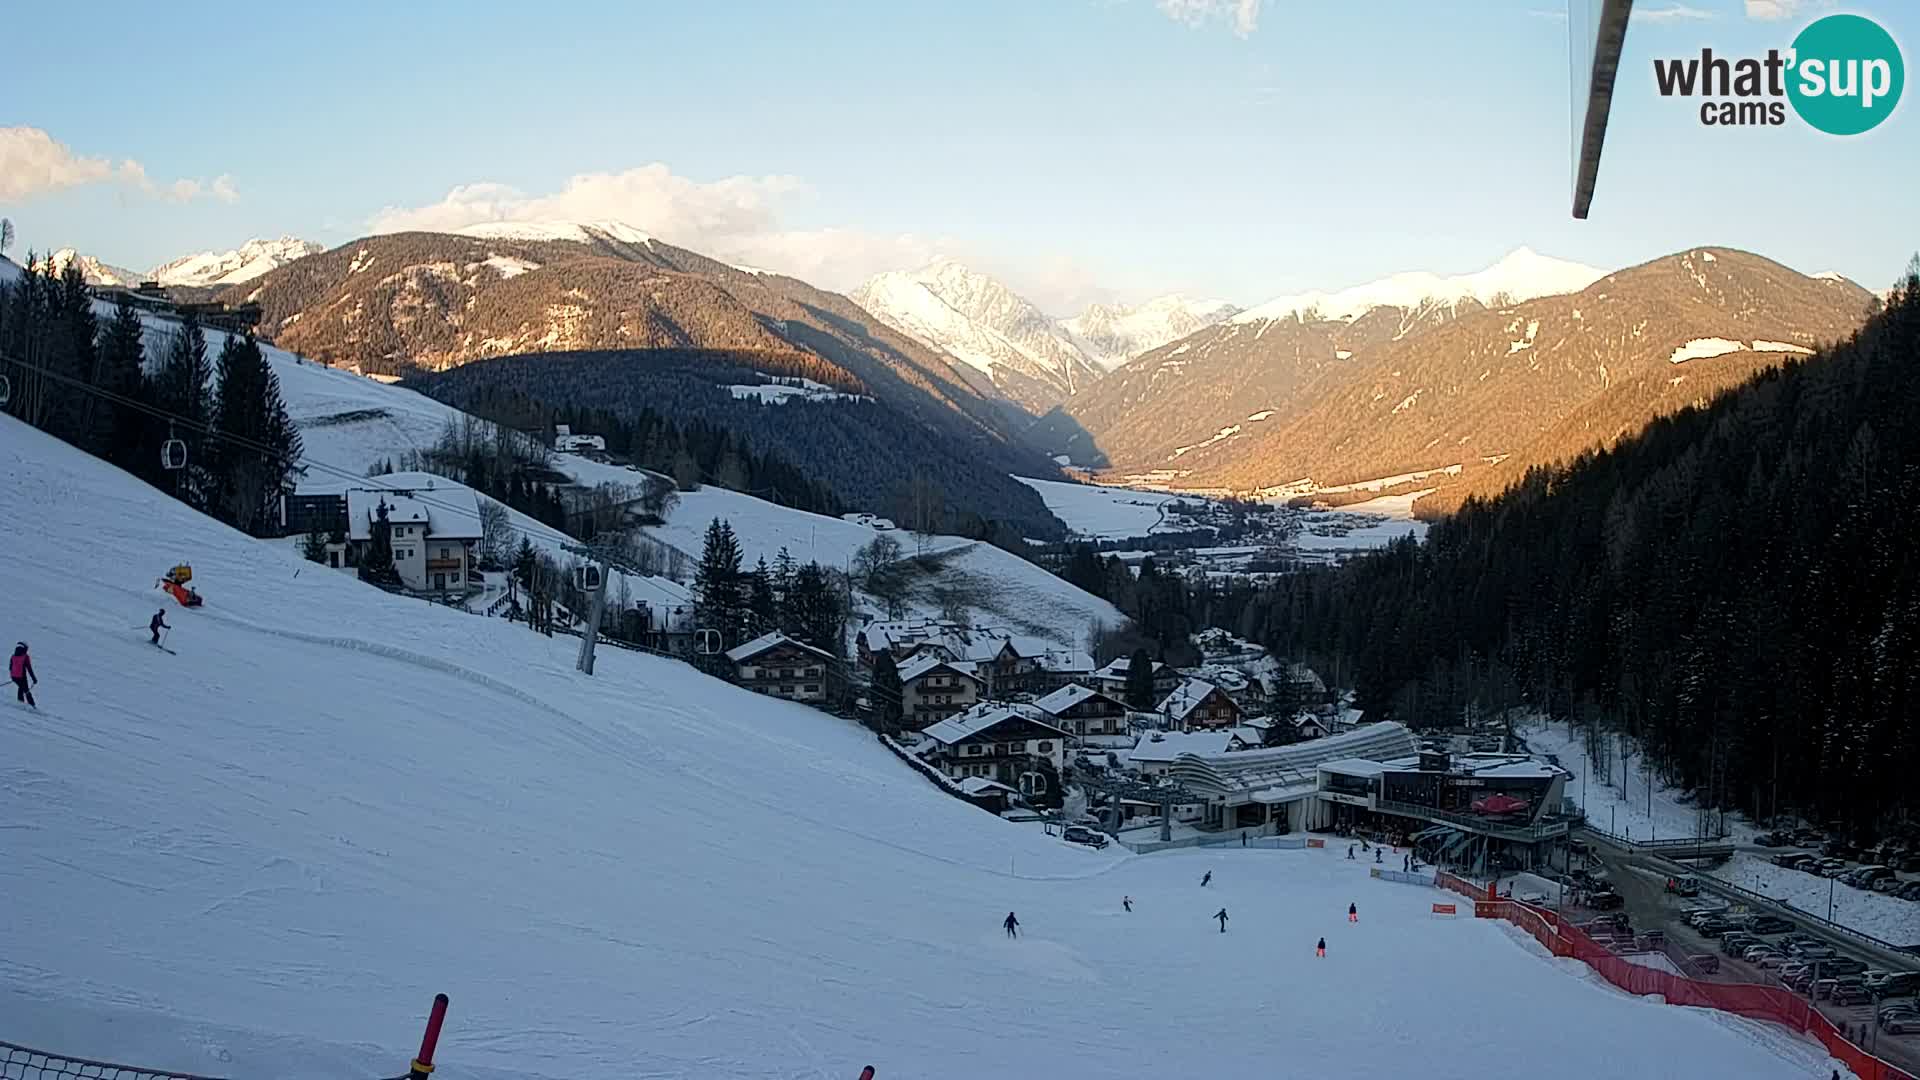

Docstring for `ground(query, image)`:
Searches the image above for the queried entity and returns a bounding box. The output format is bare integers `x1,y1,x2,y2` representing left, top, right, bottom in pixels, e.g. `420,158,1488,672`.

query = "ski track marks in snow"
0,410,1849,1080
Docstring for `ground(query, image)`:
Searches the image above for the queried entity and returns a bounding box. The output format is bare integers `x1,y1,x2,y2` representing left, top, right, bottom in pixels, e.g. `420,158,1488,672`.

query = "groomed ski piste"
0,413,1851,1080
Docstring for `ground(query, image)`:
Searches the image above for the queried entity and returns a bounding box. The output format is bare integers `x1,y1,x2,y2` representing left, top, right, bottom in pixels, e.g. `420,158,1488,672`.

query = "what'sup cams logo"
1653,13,1903,133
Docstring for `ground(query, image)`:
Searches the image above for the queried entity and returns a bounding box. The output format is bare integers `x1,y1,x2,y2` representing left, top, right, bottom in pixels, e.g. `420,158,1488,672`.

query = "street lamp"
1828,874,1836,922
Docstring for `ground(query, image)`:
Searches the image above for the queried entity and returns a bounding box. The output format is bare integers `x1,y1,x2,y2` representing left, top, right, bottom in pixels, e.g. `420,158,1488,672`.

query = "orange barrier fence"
1467,897,1915,1080
1431,903,1457,916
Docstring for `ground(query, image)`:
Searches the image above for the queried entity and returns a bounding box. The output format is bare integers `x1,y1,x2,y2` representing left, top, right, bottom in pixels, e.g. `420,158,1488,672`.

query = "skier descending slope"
10,642,36,708
1316,936,1326,958
149,608,170,647
1003,912,1019,939
1349,903,1358,924
1213,908,1229,933
1200,870,1212,887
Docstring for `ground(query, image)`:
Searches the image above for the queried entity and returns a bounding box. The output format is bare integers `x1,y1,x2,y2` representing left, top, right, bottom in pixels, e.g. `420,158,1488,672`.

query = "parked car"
1822,839,1857,859
1588,891,1625,911
1689,953,1721,974
1823,957,1869,977
1831,980,1875,1006
1873,877,1902,893
1815,859,1849,877
1721,932,1761,956
1695,916,1733,937
1669,875,1701,897
1746,915,1794,935
1786,942,1837,960
1865,971,1918,998
1061,825,1110,849
1742,944,1776,963
1881,1005,1920,1034
1772,852,1813,869
1756,831,1789,848
1898,881,1920,901
1755,952,1790,971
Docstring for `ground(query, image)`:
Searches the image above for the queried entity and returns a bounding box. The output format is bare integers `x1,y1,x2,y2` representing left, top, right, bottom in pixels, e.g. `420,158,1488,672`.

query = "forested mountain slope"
1243,260,1920,833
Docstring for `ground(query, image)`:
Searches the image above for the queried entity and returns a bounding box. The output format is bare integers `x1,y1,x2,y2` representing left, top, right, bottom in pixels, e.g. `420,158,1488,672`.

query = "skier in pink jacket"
11,643,37,708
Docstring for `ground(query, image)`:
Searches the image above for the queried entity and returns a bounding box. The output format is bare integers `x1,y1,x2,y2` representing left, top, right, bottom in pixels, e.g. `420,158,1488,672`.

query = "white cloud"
1745,0,1831,19
1156,0,1262,37
1634,3,1715,22
370,163,953,292
0,126,238,204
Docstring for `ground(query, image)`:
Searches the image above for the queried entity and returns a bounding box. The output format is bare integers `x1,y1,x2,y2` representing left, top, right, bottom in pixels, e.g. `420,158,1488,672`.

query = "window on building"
780,685,795,695
967,744,984,756
803,684,819,693
1037,741,1053,752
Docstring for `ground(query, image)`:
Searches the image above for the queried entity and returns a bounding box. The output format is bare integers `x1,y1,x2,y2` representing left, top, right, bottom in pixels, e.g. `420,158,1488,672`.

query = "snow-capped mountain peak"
1063,294,1241,372
47,249,140,287
149,236,325,288
1231,247,1607,326
851,260,1100,409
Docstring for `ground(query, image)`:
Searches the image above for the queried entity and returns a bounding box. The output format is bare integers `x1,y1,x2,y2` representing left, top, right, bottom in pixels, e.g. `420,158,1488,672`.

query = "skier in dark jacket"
1200,870,1212,887
10,643,36,707
150,609,170,646
1213,908,1229,933
1374,847,1383,864
1349,902,1358,923
1123,895,1132,912
1003,912,1020,938
1316,936,1326,958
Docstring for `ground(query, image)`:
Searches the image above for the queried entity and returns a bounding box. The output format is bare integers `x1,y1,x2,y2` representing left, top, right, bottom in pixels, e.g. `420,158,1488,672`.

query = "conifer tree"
1125,647,1157,711
693,517,745,647
358,499,404,587
96,294,148,472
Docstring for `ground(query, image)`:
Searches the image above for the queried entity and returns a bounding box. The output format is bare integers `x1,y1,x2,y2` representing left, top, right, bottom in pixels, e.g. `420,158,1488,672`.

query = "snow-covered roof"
1319,757,1387,778
921,703,1067,747
724,631,835,665
1166,723,1421,798
344,483,481,542
1094,656,1165,681
897,654,981,684
1035,649,1096,675
1127,730,1235,764
1228,726,1267,747
1157,678,1229,723
1032,683,1121,717
957,776,1017,797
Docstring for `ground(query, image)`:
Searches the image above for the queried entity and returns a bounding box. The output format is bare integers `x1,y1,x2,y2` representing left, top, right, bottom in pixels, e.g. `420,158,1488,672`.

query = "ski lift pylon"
161,422,187,471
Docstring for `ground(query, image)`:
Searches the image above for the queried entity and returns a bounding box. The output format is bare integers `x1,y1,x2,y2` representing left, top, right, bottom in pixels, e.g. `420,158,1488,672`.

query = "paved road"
1584,842,1920,1075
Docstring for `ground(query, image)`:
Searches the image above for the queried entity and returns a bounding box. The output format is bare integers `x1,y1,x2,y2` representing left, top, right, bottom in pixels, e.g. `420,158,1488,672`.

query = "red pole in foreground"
409,993,450,1078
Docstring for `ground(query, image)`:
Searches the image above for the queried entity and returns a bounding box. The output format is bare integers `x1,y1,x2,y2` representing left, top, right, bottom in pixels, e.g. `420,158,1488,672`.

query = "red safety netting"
1462,896,1915,1080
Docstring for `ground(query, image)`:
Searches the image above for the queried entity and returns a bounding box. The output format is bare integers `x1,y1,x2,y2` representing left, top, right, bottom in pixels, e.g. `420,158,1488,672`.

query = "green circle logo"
1787,14,1904,135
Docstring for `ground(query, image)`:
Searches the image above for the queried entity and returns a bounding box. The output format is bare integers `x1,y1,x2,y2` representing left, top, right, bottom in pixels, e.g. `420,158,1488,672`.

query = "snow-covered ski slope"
0,420,1846,1080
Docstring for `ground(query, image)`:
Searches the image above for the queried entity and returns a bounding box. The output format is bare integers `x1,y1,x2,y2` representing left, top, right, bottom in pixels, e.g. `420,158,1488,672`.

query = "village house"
1031,683,1131,744
344,485,482,595
915,704,1070,797
1032,649,1097,692
726,632,836,704
552,424,606,454
898,655,986,728
1124,730,1237,778
1091,656,1182,702
1159,677,1243,731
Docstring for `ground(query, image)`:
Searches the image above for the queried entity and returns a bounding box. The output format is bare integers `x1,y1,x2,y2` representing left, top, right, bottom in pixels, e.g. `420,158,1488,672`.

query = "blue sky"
2,0,1911,312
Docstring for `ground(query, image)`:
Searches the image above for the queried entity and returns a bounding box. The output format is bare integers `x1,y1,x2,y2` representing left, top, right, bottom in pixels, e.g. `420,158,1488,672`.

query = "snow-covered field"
1523,719,1729,843
1013,475,1183,540
1716,854,1920,947
1295,493,1431,552
0,415,1849,1080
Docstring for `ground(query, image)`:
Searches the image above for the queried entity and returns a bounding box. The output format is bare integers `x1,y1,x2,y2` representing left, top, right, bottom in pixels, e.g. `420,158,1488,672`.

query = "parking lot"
1567,844,1920,1074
